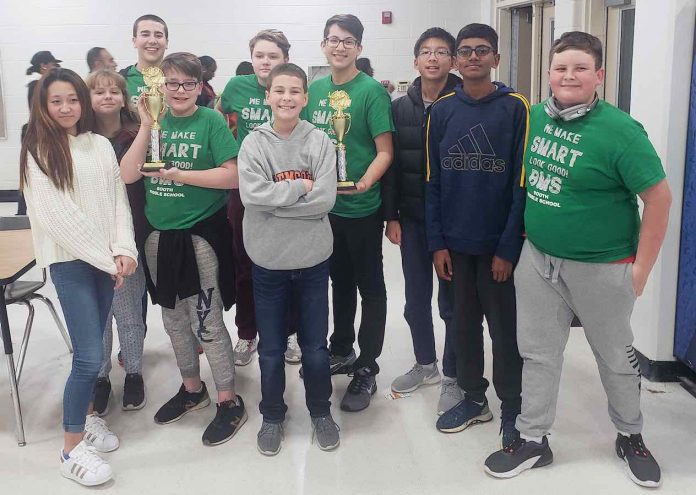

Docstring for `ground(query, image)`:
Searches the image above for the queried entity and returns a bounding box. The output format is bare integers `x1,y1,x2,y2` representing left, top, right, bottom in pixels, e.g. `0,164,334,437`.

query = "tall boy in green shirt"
303,14,394,412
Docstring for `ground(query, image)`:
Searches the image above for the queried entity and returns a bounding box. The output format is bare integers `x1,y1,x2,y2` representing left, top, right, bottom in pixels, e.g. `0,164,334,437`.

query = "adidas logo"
442,123,506,173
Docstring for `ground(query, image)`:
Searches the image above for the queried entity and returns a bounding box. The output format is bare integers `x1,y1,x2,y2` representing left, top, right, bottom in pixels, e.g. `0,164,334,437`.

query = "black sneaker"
93,378,111,417
300,350,356,379
122,373,146,411
340,367,377,412
154,383,211,424
484,436,553,478
616,433,662,487
202,395,248,446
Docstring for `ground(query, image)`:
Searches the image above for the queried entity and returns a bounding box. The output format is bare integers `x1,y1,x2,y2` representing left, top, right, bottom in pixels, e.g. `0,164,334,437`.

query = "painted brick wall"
0,0,486,189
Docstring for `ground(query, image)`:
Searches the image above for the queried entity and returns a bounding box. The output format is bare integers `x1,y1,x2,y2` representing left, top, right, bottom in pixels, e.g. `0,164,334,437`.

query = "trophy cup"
329,90,356,191
140,66,169,172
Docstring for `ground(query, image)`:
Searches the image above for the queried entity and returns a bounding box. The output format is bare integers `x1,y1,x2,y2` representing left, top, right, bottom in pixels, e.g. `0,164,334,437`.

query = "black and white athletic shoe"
484,436,553,478
616,433,662,488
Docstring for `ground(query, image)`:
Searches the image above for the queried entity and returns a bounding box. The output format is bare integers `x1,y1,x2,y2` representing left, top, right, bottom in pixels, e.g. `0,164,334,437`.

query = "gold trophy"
140,66,169,172
329,90,356,191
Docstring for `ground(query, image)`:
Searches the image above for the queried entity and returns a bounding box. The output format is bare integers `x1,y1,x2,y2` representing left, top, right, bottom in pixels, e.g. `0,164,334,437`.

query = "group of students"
18,11,671,491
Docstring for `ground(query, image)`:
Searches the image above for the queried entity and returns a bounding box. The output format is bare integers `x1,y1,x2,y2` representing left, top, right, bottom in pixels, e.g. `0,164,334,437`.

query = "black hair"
456,23,498,52
86,47,105,71
323,14,364,43
413,27,455,57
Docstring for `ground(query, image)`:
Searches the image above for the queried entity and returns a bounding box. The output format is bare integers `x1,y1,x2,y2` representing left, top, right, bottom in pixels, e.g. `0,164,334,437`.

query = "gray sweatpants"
99,260,146,377
145,232,236,392
515,240,643,438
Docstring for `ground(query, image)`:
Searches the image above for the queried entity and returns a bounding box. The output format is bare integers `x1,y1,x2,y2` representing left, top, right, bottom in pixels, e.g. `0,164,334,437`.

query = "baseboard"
678,375,696,399
635,349,696,383
0,190,19,202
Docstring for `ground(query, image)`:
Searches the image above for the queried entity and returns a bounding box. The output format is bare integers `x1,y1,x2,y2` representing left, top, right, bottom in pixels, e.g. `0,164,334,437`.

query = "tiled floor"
1,202,695,494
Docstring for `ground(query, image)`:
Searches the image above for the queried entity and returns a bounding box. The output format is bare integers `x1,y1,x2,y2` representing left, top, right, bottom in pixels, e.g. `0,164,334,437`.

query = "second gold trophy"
329,90,356,191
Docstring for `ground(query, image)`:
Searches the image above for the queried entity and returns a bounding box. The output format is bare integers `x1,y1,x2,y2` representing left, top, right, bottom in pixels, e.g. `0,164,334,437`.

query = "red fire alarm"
382,11,392,24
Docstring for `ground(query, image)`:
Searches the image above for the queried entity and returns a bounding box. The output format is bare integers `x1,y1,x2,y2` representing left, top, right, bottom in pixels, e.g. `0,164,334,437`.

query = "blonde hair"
85,69,139,130
249,29,291,58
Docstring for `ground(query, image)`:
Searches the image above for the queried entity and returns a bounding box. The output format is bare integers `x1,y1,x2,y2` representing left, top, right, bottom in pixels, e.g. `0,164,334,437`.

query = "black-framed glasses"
164,80,199,91
417,49,452,59
324,36,359,49
456,45,494,58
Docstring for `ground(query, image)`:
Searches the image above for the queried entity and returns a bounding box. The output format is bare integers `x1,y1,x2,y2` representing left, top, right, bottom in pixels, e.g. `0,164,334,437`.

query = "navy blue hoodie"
425,82,529,263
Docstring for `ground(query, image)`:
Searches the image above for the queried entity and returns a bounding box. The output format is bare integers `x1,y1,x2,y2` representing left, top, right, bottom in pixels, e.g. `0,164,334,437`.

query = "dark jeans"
227,189,257,340
450,252,522,412
50,260,114,432
328,212,387,374
400,217,456,377
253,260,332,422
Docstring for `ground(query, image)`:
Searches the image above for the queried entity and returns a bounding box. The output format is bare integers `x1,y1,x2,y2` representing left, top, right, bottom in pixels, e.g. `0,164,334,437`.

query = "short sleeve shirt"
220,74,271,145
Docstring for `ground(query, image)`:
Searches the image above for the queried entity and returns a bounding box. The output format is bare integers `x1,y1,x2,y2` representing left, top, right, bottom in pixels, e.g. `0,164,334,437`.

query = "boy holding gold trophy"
303,14,394,412
121,52,247,447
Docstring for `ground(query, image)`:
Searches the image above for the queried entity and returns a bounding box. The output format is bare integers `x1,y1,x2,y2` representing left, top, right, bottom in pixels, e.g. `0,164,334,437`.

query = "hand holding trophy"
329,90,357,191
140,66,170,172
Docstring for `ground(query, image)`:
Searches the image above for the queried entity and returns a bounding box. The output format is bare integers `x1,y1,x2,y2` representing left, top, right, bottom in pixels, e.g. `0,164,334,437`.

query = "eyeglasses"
324,36,359,49
164,80,199,91
456,45,494,58
417,49,452,59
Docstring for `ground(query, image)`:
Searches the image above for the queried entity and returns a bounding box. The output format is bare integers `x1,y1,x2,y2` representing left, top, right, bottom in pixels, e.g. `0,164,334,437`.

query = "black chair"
1,215,72,384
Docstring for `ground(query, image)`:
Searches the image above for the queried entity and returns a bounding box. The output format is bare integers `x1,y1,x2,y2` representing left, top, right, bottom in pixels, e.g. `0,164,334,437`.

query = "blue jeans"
253,260,332,422
50,260,114,433
400,217,456,378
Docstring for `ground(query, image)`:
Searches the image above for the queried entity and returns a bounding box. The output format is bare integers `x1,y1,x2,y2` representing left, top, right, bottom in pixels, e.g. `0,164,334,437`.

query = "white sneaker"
60,441,113,486
84,413,119,452
234,338,257,366
285,334,302,364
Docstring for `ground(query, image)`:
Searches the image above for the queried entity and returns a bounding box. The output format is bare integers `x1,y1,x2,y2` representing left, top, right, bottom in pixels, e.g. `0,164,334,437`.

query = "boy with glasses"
121,52,247,447
383,28,462,415
303,14,394,412
426,24,527,444
484,32,669,488
218,30,303,367
120,14,169,107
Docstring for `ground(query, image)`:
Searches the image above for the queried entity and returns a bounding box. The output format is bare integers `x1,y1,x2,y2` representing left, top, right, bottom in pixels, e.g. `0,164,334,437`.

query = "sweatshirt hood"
253,119,317,141
454,81,514,105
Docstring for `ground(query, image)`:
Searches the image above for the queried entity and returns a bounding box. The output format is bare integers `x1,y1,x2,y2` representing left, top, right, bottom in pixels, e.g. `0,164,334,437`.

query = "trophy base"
337,180,357,191
140,161,170,173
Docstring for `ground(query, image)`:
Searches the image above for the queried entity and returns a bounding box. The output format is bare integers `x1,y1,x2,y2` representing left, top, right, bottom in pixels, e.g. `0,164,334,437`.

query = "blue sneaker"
500,408,520,447
436,396,493,433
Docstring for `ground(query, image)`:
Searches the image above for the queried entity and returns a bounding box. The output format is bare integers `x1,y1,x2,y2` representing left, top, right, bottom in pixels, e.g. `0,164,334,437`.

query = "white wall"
0,0,484,190
629,0,695,362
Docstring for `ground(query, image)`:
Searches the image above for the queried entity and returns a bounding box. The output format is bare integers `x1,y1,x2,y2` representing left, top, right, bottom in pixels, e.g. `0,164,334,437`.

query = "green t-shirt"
303,71,394,218
125,65,147,108
220,74,271,145
524,100,666,262
144,106,239,230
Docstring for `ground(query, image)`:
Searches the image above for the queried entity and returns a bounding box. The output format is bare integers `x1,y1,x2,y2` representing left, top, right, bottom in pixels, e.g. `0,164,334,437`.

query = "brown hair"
267,63,308,92
132,14,168,39
85,69,139,131
323,14,364,43
20,68,95,191
249,29,291,58
549,31,603,69
161,52,202,81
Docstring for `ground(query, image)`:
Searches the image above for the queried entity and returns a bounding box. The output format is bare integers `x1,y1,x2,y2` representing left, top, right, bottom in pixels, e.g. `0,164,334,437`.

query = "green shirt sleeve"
220,77,238,115
365,85,395,138
614,127,666,194
209,111,239,164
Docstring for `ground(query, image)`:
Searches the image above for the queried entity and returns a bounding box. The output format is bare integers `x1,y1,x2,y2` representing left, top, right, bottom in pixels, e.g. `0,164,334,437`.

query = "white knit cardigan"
23,132,138,275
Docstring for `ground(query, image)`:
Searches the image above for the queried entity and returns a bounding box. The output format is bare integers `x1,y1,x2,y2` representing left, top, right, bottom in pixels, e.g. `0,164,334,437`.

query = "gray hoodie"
238,120,337,270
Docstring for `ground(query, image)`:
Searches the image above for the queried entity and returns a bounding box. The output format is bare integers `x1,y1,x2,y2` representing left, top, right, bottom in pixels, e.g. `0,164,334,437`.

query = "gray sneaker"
438,376,463,415
234,338,257,366
340,367,377,412
257,421,283,456
391,362,441,393
311,415,340,451
285,334,302,364
299,349,356,379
